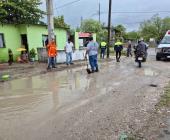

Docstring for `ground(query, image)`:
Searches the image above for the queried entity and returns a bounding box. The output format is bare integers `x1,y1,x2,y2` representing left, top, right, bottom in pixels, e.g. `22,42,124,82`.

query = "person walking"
8,49,13,65
65,38,74,65
127,40,132,57
85,37,99,73
100,41,107,59
114,40,123,62
47,38,57,70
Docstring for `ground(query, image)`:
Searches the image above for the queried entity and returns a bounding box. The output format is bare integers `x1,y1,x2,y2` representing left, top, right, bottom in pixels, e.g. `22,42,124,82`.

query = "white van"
156,30,170,60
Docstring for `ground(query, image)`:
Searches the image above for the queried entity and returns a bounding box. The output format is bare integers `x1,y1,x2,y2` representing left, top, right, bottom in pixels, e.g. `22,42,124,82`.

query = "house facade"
0,24,67,62
0,24,96,63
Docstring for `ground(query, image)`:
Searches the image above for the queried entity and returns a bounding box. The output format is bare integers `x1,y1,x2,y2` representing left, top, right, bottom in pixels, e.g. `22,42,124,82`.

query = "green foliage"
158,85,170,107
53,16,70,29
80,19,107,42
124,31,139,41
140,15,170,41
114,24,126,37
29,48,36,58
81,19,102,33
0,0,45,24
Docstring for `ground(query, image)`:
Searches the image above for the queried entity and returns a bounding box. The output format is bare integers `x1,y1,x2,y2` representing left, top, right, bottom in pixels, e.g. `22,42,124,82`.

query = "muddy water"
0,68,91,112
0,49,169,140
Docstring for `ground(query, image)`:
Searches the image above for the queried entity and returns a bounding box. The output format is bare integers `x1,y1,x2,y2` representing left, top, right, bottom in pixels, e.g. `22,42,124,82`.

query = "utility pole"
46,0,55,41
107,0,112,58
99,2,101,23
80,16,83,27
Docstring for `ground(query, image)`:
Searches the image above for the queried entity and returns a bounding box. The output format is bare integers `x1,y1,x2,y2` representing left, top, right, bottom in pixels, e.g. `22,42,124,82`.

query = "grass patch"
127,137,136,140
158,85,170,107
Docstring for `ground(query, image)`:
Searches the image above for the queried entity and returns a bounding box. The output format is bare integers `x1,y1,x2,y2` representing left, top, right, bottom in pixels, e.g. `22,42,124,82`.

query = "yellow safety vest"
101,42,107,46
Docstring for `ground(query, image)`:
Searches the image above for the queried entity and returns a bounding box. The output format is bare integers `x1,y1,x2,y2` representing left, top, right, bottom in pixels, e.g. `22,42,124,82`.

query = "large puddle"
0,68,92,111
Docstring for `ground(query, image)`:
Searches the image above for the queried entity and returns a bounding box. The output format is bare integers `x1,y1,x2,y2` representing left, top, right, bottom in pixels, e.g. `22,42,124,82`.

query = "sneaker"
95,69,99,72
91,70,95,73
47,67,51,70
95,67,99,72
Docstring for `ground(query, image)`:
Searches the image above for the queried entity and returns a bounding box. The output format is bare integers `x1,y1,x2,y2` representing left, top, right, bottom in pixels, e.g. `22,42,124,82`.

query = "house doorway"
21,34,29,52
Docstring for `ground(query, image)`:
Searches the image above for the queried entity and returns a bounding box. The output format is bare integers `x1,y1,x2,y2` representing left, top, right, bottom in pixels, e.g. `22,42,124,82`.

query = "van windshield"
161,36,170,44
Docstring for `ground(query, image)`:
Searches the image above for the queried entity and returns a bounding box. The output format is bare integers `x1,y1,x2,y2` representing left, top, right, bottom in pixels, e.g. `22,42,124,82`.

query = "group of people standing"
7,35,146,73
46,38,74,70
85,37,147,73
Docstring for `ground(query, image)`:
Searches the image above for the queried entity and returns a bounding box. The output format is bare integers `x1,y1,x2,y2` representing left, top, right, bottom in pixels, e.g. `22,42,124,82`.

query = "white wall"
37,48,86,63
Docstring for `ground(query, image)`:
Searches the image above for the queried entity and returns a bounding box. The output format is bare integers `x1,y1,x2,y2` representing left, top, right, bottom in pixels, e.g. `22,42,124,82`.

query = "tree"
161,17,170,37
139,15,170,41
124,31,139,41
114,25,126,37
81,19,102,33
80,19,107,42
0,0,44,24
53,16,70,29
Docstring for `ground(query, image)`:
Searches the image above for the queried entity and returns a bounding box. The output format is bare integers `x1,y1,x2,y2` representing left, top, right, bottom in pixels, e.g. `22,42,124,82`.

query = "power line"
111,11,170,14
54,0,81,10
91,10,170,17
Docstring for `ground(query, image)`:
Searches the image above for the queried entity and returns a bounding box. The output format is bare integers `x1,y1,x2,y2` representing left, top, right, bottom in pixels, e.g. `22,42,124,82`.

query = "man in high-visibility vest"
114,40,123,62
47,38,57,70
100,41,107,59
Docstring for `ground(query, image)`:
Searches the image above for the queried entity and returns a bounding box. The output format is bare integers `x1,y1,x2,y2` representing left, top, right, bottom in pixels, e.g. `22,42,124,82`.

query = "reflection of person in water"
49,73,59,109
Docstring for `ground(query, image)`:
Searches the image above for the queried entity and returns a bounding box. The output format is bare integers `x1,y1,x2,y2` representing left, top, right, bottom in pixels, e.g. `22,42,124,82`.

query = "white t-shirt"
65,42,74,53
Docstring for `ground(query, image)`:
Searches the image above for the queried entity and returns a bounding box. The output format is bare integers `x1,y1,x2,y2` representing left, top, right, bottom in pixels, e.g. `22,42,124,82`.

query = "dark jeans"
89,54,98,71
127,48,132,57
47,57,55,68
100,48,106,59
116,51,121,62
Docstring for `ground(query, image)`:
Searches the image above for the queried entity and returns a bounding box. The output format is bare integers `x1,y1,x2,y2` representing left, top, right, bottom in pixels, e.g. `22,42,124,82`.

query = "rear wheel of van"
156,54,161,61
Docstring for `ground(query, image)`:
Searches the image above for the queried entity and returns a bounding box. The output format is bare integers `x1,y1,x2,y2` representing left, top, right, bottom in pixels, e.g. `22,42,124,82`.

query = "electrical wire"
91,11,170,17
54,0,81,10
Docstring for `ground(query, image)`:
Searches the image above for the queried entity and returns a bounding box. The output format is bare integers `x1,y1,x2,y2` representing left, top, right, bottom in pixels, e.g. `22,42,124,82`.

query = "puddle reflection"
0,69,92,113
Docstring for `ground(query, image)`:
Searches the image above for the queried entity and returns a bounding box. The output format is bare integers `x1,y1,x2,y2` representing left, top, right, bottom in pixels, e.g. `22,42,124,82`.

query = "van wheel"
156,54,161,61
156,55,160,61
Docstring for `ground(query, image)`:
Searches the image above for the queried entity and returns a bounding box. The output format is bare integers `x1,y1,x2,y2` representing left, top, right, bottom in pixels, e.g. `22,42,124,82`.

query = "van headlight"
156,48,162,53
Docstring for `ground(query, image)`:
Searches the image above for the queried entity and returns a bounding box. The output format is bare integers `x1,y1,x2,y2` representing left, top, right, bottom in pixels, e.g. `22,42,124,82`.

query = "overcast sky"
41,0,170,31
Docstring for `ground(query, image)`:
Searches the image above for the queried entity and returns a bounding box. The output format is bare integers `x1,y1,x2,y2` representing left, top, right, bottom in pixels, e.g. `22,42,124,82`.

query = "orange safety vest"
47,42,58,57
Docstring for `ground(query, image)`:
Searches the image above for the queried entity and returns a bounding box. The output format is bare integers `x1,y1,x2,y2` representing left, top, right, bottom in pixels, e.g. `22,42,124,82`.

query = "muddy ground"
0,60,89,81
0,48,170,140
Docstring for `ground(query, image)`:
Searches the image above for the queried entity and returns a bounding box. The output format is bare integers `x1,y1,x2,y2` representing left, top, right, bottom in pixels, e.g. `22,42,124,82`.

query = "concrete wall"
26,25,67,60
55,28,67,50
37,48,86,63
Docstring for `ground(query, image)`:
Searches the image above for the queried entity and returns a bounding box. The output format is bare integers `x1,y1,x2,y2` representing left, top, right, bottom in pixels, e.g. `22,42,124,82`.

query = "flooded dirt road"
0,48,170,140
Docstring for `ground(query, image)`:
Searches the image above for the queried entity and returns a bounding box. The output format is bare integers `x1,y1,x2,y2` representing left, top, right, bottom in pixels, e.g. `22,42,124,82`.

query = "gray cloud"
42,0,170,31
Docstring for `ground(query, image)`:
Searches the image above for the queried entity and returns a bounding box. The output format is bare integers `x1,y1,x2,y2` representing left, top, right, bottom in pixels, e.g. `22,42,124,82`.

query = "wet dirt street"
0,48,170,140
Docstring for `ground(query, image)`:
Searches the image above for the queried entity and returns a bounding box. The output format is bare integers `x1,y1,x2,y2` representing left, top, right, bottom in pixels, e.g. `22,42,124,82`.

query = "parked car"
156,30,170,60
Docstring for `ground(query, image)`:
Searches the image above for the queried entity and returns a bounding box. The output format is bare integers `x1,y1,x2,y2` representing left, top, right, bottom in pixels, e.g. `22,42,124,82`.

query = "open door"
21,34,29,52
